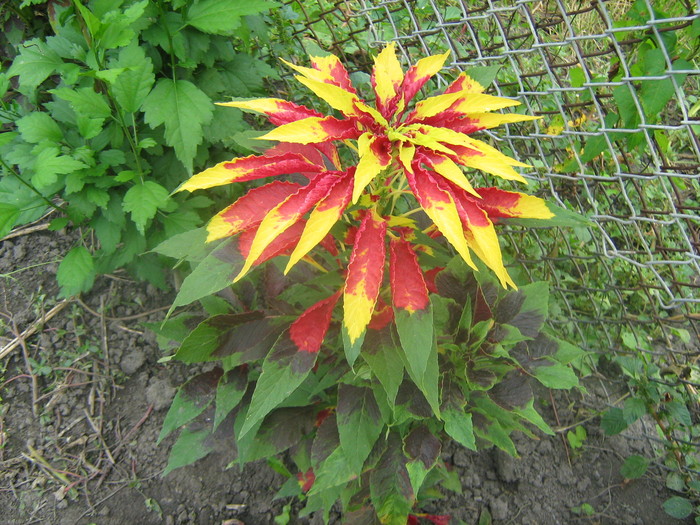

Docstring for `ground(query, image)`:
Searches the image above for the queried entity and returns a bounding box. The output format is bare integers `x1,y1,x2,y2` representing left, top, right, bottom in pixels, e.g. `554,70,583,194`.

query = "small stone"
494,449,518,483
120,350,146,375
146,377,176,411
490,497,508,520
453,449,470,468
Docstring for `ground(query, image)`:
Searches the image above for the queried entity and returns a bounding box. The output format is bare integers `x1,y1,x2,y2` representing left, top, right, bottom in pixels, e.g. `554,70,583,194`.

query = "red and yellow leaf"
400,50,451,106
406,167,475,270
236,173,341,280
289,290,342,353
372,42,404,118
238,219,306,267
285,170,354,272
343,209,387,346
472,187,554,220
445,73,484,94
352,132,393,203
217,98,322,125
390,237,429,314
178,152,323,192
450,93,520,113
419,151,479,198
310,54,355,92
207,181,300,242
258,115,358,144
451,190,515,288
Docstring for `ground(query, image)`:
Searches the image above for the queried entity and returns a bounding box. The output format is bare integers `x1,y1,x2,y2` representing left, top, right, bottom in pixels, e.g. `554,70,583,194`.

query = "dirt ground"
0,227,691,525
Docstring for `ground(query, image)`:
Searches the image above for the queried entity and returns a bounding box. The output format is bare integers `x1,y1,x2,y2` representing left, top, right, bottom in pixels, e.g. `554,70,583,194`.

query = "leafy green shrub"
0,0,278,295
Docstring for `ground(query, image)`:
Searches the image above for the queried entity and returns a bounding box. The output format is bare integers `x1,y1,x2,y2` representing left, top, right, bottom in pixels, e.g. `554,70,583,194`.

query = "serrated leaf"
186,0,277,34
158,369,222,443
0,203,20,238
666,400,692,427
110,42,155,113
32,148,87,188
620,455,648,480
162,427,213,477
51,87,112,118
122,181,170,233
336,384,384,474
142,79,213,173
8,39,64,92
663,496,693,519
16,112,62,144
533,361,578,389
600,407,627,436
57,246,95,297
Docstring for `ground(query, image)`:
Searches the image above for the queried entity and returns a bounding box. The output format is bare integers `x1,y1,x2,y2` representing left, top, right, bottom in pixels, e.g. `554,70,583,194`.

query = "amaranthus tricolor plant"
160,43,584,523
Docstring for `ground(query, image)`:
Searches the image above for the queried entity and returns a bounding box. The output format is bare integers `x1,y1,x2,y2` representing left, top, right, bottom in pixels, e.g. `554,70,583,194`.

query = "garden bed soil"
0,228,691,524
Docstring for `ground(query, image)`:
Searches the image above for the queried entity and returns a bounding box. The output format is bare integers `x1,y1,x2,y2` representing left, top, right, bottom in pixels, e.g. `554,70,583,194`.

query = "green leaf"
171,240,246,309
395,301,433,383
369,433,414,525
600,407,627,435
620,455,648,480
158,369,221,443
8,39,64,92
623,397,647,424
475,419,517,457
16,112,62,144
362,330,404,407
399,335,441,417
336,384,384,474
162,427,213,477
174,312,279,364
238,332,318,439
663,496,693,519
532,361,578,389
464,65,500,89
666,400,692,427
0,177,48,225
185,0,278,34
213,367,248,430
142,79,213,173
0,203,20,238
152,227,209,262
110,42,155,113
309,446,356,496
443,409,476,451
51,87,112,118
122,181,170,233
57,246,95,297
32,148,87,188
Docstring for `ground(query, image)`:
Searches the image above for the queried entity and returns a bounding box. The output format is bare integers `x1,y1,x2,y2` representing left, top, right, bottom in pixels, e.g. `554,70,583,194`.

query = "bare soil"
0,228,690,524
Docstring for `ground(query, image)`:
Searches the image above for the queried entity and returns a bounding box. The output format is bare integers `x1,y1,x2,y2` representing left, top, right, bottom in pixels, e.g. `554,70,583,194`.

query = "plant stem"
0,158,66,213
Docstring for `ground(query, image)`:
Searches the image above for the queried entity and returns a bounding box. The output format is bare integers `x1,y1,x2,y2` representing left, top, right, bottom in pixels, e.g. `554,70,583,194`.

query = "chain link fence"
283,0,699,358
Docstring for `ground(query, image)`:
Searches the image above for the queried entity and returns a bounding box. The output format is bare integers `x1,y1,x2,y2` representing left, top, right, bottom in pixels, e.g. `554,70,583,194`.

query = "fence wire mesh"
284,0,700,359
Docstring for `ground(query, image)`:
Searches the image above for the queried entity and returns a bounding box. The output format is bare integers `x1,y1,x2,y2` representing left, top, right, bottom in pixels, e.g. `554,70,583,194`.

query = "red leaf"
289,290,342,353
390,237,429,314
